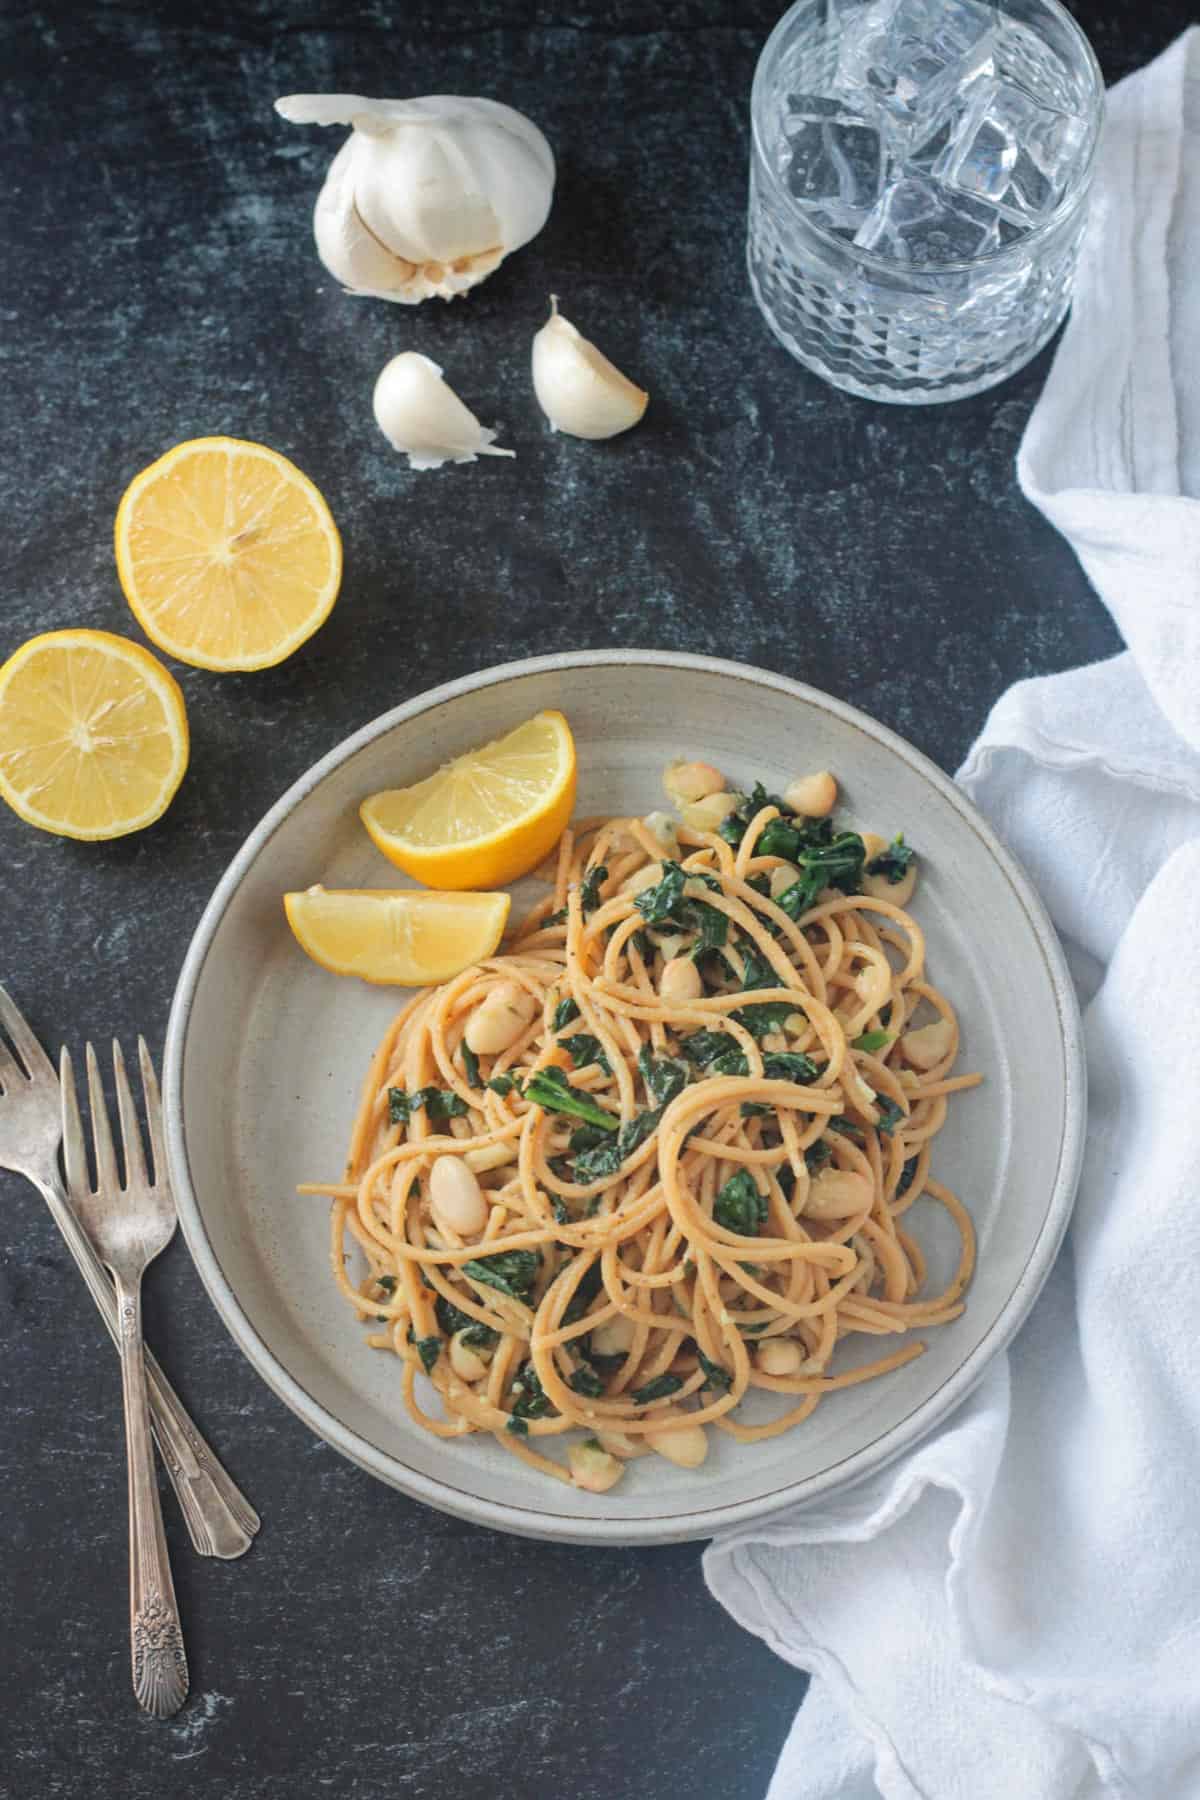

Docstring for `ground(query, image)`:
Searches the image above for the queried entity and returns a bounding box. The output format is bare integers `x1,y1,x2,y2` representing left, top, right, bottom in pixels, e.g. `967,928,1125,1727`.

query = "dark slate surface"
0,1,1180,1794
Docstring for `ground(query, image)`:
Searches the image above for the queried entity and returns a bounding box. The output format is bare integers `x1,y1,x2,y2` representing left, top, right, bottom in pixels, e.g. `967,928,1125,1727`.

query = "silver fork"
62,1040,189,1719
0,985,258,1558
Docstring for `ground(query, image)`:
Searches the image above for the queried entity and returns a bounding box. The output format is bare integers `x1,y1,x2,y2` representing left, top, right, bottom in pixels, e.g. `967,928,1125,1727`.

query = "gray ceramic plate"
165,651,1084,1545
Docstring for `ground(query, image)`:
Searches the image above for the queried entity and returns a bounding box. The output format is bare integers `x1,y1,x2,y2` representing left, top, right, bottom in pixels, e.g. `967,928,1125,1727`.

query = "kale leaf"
633,860,687,924
572,1107,664,1183
434,1293,500,1349
631,1373,683,1405
733,1000,800,1039
679,1029,741,1067
707,1048,821,1083
510,1365,556,1421
462,1249,541,1303
580,864,609,915
637,1044,688,1106
874,1093,905,1135
561,1260,604,1326
560,1033,612,1075
389,1085,469,1124
569,1364,605,1398
713,1170,768,1236
865,835,915,884
553,996,581,1031
852,1030,893,1053
697,1349,732,1394
523,1066,619,1132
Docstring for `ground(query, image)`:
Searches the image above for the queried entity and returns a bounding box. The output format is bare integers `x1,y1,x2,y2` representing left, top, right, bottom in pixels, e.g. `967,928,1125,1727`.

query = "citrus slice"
114,436,342,671
0,629,189,840
360,710,576,890
283,887,510,985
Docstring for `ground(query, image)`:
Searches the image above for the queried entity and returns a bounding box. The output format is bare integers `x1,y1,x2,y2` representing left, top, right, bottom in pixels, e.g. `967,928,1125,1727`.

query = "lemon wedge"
360,710,576,890
283,887,510,985
114,436,342,672
0,629,189,840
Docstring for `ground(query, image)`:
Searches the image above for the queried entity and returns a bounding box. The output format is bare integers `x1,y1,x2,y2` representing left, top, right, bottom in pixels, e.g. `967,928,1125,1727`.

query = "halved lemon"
114,436,342,671
283,887,510,985
0,629,189,840
360,710,576,890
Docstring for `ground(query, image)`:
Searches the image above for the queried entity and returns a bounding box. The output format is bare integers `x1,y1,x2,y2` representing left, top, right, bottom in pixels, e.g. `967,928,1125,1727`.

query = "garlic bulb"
275,93,555,304
372,353,515,471
531,298,648,440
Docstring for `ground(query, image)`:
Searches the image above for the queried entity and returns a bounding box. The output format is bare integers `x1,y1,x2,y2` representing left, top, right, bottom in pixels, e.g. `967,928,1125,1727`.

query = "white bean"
804,1169,873,1221
663,760,727,806
854,960,892,1014
568,1439,625,1493
901,1018,954,1070
680,792,738,832
449,1331,490,1382
648,1423,709,1469
756,1339,804,1376
589,1313,635,1358
429,1156,488,1238
596,1428,642,1459
784,771,837,817
860,830,918,906
464,981,538,1056
642,811,680,857
660,955,702,1006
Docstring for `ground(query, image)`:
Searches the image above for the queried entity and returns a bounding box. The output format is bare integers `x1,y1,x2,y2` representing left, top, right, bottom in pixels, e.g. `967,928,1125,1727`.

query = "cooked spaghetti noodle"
303,768,979,1491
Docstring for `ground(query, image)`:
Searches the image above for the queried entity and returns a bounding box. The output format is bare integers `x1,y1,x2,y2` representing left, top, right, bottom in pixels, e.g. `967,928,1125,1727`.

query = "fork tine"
0,1034,25,1094
0,984,57,1084
138,1038,167,1189
111,1039,147,1190
60,1048,91,1197
85,1042,122,1195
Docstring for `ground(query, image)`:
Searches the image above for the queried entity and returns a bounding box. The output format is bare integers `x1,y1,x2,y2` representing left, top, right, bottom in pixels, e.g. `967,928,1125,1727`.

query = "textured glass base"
746,155,1087,405
748,249,1071,403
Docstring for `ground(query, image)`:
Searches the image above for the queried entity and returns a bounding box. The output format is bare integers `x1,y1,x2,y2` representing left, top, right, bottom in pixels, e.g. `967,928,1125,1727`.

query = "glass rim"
749,0,1106,277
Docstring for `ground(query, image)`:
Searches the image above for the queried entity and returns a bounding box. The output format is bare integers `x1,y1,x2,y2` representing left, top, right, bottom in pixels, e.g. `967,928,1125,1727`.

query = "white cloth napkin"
704,29,1200,1800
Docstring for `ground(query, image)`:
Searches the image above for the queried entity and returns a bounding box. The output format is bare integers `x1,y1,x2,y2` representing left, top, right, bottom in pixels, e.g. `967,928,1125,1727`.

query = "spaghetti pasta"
302,767,980,1492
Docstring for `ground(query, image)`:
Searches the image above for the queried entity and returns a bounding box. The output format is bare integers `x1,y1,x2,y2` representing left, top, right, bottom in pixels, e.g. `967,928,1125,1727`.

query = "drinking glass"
747,0,1104,403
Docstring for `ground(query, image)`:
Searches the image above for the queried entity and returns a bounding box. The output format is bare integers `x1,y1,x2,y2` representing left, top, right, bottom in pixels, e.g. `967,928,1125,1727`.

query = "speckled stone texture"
0,1,1183,1794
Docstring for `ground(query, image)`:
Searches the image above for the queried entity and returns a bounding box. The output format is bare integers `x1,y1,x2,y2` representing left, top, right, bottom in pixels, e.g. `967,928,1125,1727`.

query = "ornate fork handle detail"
116,1274,189,1718
32,1167,258,1559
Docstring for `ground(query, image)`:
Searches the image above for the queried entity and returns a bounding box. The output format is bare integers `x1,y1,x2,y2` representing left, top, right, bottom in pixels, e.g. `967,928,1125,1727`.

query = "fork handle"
32,1170,259,1559
113,1270,189,1717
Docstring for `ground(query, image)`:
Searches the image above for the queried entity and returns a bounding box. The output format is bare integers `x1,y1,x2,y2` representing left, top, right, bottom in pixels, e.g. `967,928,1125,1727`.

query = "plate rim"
164,648,1086,1545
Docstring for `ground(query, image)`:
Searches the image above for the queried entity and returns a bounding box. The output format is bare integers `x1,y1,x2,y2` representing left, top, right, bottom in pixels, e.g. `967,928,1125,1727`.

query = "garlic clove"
312,140,418,298
531,298,648,440
276,94,554,305
372,353,515,472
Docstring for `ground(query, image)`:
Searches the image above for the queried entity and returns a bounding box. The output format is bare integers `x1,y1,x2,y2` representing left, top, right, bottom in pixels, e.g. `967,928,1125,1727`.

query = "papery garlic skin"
531,298,648,439
276,93,555,304
372,353,515,471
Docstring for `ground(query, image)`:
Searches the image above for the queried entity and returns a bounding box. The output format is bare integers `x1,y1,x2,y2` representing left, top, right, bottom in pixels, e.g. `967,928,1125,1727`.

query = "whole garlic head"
275,93,555,304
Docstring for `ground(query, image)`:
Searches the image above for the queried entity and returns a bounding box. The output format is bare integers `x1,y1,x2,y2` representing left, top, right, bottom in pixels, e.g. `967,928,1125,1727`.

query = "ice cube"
834,0,994,127
934,78,1089,222
853,174,1001,262
785,92,871,124
785,115,884,216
